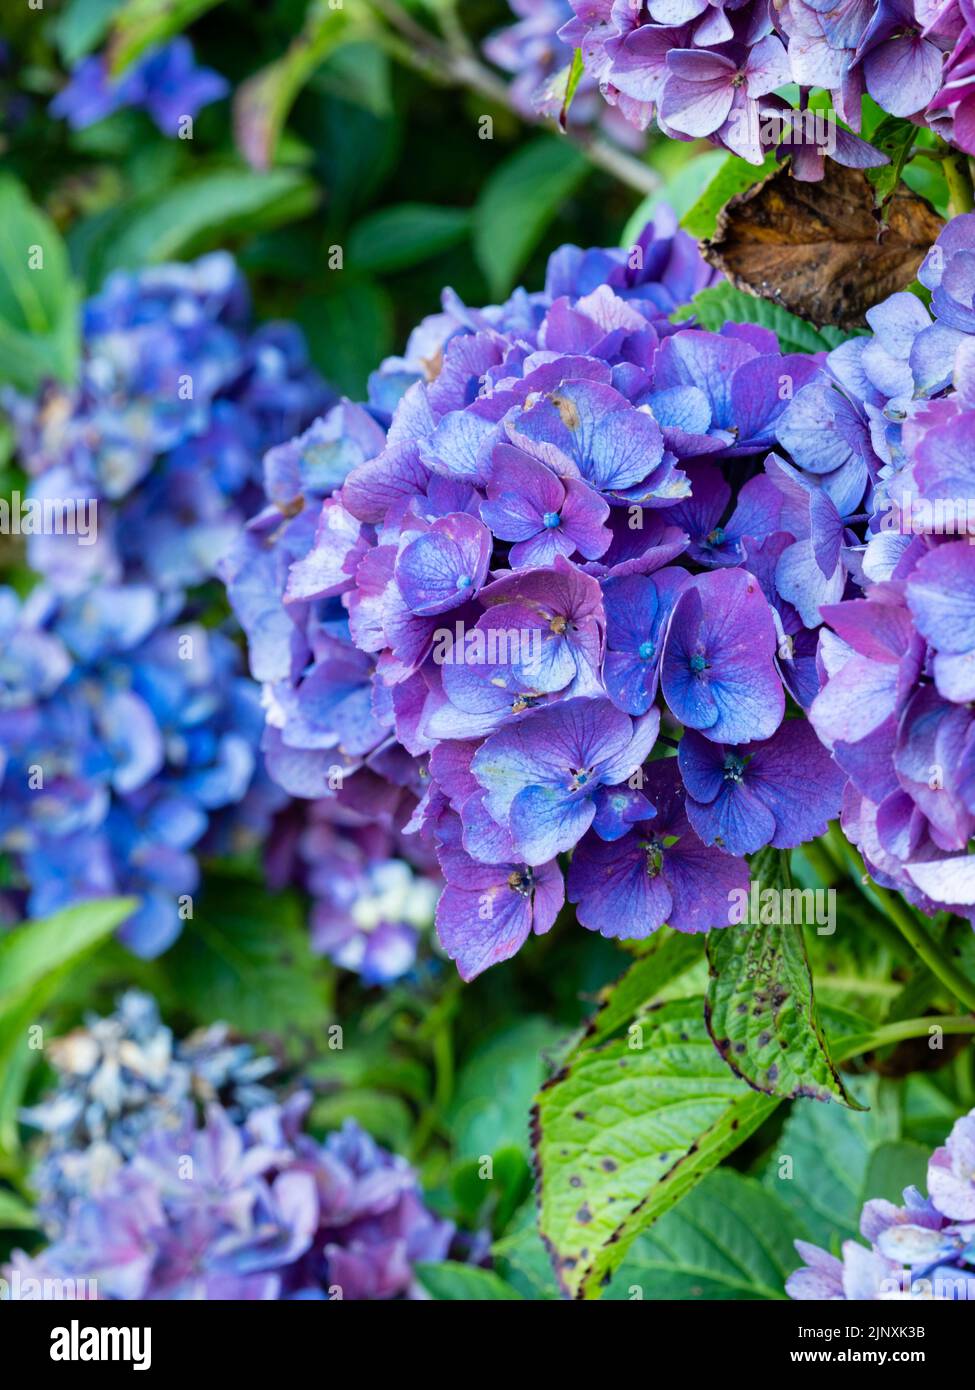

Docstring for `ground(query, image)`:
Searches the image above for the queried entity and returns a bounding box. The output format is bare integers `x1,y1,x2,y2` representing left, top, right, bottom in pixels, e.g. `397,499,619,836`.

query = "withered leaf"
703,163,944,330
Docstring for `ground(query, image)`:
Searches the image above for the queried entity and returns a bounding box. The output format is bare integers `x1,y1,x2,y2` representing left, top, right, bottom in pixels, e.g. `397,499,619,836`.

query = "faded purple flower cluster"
51,38,227,136
19,991,277,1235
0,254,328,956
266,799,439,985
8,998,452,1300
226,213,851,980
787,1107,975,1299
810,213,975,920
533,0,967,175
485,0,644,145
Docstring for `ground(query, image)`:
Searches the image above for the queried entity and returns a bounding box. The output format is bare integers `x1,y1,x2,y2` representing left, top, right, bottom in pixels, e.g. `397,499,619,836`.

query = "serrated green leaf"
615,1169,806,1300
673,281,860,352
705,848,860,1108
764,1075,901,1247
449,1017,564,1162
867,116,919,207
157,878,333,1038
347,203,470,274
415,1261,524,1300
533,996,777,1299
107,0,224,72
234,3,355,171
0,178,81,393
473,137,589,300
681,152,777,240
573,929,704,1052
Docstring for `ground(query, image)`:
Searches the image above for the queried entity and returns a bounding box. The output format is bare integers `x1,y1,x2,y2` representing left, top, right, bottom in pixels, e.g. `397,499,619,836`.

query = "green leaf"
560,49,586,129
574,929,704,1052
614,1169,806,1300
673,281,859,353
0,178,81,393
296,277,393,399
107,0,224,72
681,152,777,240
74,167,318,284
0,898,136,1013
764,1075,902,1247
54,0,122,64
158,878,333,1038
347,203,471,274
863,1140,930,1206
533,996,777,1299
0,1186,37,1232
705,847,861,1108
234,3,354,171
309,1090,413,1153
473,137,589,300
414,1261,524,1300
867,116,919,207
621,150,728,245
449,1017,564,1162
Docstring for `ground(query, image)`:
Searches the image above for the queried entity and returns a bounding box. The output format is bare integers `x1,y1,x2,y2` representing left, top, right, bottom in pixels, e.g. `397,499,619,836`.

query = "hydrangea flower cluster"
227,211,852,981
9,996,453,1300
484,1,644,146
265,799,440,985
810,213,975,919
19,991,277,1235
787,1107,975,1299
529,1,970,174
51,38,227,136
0,254,329,956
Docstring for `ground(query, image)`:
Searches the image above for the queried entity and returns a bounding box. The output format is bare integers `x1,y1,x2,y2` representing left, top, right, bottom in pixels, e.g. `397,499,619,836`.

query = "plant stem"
837,1015,975,1061
824,824,975,1014
365,0,660,197
944,150,975,216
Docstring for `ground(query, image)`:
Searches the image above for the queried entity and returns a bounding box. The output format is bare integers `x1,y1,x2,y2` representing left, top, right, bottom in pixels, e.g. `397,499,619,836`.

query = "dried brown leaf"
703,163,944,329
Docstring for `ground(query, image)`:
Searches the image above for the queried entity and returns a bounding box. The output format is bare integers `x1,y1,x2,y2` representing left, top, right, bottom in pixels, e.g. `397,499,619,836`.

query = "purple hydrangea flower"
224,217,857,978
10,1099,452,1300
51,38,228,136
788,1107,975,1300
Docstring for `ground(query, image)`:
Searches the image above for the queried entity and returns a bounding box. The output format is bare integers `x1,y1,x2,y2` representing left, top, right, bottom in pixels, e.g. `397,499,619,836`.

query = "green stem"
824,824,975,1014
365,0,661,197
944,150,975,216
837,1015,975,1061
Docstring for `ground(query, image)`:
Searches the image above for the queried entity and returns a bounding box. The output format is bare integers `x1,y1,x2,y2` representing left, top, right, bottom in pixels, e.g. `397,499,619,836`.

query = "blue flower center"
638,639,655,661
707,526,726,547
455,574,473,590
570,767,593,791
690,653,708,674
542,511,561,529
